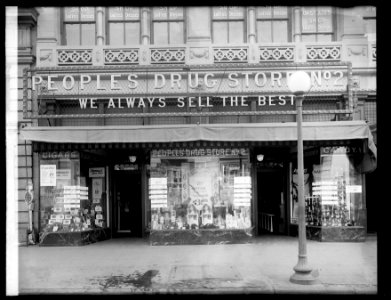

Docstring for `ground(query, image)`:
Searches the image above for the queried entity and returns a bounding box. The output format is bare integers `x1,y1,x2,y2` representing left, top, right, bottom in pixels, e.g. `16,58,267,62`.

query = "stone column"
141,7,150,45
247,7,256,44
36,7,59,67
96,7,104,45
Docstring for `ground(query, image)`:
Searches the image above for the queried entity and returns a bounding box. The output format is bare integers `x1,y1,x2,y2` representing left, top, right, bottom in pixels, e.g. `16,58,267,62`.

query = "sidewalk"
16,234,377,295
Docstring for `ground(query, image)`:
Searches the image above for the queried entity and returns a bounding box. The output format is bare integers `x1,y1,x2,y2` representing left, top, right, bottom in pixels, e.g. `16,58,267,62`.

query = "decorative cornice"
18,8,39,26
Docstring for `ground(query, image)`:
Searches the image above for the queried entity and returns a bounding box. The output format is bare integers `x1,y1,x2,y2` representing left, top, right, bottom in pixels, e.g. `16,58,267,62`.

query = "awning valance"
20,121,376,171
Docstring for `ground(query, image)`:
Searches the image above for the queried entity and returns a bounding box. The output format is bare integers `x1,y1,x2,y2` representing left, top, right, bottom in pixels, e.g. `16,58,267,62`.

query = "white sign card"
56,169,71,180
92,178,103,202
40,165,56,186
89,167,105,178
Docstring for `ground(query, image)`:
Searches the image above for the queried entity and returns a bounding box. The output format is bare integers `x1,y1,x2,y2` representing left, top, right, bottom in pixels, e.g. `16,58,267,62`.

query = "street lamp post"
288,71,319,285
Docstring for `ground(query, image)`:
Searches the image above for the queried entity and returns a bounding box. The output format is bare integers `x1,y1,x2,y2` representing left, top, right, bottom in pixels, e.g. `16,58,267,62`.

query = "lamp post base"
290,269,320,285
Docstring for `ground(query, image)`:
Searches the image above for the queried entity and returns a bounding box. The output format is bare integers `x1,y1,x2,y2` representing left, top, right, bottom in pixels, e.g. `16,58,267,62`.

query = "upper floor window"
63,7,96,45
301,7,334,42
363,6,376,41
152,7,185,44
107,7,141,45
212,6,245,44
256,6,290,43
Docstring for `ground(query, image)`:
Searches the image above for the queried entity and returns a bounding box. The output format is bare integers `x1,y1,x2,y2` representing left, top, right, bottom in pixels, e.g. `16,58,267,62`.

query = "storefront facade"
18,6,377,245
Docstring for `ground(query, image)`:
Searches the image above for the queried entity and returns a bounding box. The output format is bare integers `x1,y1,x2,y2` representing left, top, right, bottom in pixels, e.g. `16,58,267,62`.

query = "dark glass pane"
273,21,288,42
81,23,96,45
169,22,184,44
257,21,272,43
153,22,169,44
125,22,140,45
109,23,124,45
229,21,244,43
213,22,228,43
65,24,80,45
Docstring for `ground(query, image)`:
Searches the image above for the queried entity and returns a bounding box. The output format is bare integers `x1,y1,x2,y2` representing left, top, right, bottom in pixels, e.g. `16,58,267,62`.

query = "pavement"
15,234,378,295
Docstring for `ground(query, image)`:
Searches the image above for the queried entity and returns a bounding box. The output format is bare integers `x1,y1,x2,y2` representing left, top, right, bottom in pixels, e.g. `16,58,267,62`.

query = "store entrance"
113,171,142,237
257,169,285,235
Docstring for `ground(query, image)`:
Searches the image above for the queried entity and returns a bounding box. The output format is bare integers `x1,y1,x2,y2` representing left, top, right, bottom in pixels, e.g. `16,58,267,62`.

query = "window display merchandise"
291,146,364,228
39,151,107,242
148,148,252,232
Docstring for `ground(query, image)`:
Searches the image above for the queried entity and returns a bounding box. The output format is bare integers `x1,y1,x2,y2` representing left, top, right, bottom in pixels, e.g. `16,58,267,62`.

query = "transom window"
63,7,96,46
256,6,290,43
301,7,334,42
212,6,245,44
107,7,141,45
152,7,185,44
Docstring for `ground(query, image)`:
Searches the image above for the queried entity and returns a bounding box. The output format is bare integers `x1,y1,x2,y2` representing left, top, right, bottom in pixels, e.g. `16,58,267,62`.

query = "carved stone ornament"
40,50,52,62
348,46,367,57
190,48,209,59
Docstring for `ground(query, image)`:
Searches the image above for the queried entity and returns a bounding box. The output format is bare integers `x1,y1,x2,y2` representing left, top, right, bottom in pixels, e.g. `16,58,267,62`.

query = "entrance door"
257,170,284,235
114,171,142,237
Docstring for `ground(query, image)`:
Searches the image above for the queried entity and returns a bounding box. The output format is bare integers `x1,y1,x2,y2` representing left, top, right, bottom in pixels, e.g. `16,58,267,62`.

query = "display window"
148,148,252,231
291,146,364,227
39,151,107,237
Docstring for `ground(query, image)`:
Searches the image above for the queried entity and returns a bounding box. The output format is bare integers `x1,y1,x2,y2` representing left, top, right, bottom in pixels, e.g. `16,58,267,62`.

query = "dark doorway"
113,171,142,237
257,169,284,235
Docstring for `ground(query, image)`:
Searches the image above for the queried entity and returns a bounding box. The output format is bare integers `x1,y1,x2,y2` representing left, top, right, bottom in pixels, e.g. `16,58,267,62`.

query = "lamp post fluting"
288,71,319,285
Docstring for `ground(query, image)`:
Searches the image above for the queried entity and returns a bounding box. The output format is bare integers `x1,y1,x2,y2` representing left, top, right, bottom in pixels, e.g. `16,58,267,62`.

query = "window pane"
65,24,80,45
316,34,332,42
302,7,317,33
228,21,244,43
169,22,184,44
257,7,272,19
213,7,228,19
109,7,124,20
169,7,184,20
257,21,272,43
273,6,288,18
109,23,124,45
273,20,288,42
81,24,95,45
124,7,140,20
125,22,140,45
80,7,95,21
301,34,316,42
228,7,244,19
153,7,168,20
213,22,228,43
317,7,332,33
153,22,169,44
64,7,79,22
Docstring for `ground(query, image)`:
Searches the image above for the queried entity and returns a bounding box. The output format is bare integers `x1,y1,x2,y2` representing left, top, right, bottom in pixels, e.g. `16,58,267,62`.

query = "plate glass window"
256,6,289,43
107,7,141,45
212,6,245,43
152,7,184,44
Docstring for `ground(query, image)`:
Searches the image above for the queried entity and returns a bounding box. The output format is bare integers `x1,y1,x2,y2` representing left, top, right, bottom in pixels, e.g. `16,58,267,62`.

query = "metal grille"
364,101,376,125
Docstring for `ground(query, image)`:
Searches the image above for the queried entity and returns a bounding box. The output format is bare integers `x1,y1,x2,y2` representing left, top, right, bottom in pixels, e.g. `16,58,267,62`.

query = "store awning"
20,121,376,172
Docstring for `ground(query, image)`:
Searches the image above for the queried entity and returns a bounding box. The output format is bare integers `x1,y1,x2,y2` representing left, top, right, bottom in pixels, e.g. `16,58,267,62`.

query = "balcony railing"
36,41,376,68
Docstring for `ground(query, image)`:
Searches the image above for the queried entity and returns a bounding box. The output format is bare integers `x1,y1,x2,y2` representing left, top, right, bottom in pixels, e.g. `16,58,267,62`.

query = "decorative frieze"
57,49,93,65
104,49,139,65
259,47,294,62
213,48,248,63
306,46,341,61
150,48,186,64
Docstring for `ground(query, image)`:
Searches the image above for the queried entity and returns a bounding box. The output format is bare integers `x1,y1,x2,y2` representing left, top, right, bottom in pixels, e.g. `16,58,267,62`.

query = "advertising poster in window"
40,165,56,187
